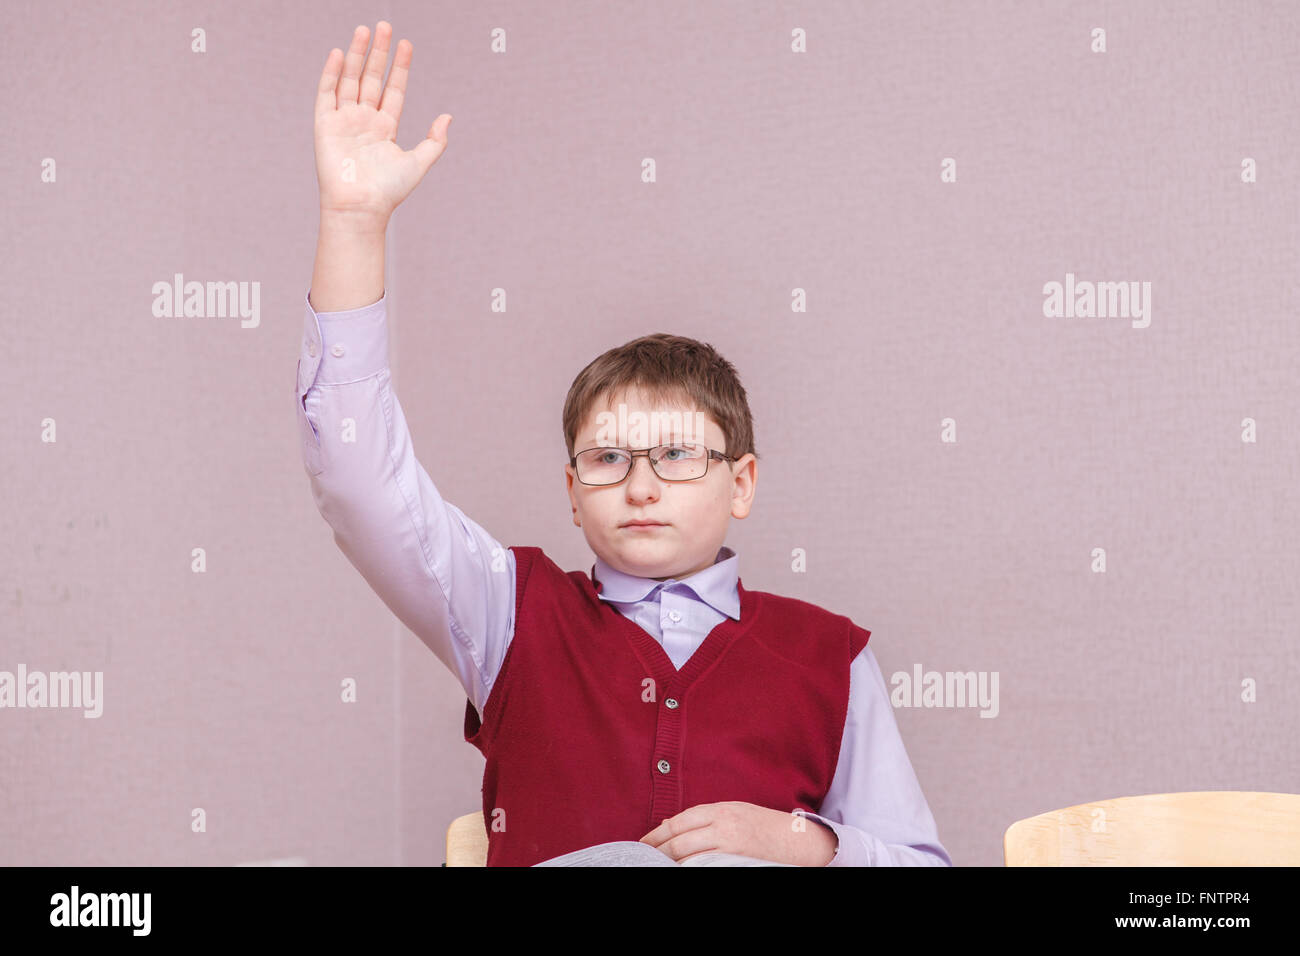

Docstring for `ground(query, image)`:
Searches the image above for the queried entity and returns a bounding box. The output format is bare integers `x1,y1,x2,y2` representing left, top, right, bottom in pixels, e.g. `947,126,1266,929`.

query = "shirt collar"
591,546,740,620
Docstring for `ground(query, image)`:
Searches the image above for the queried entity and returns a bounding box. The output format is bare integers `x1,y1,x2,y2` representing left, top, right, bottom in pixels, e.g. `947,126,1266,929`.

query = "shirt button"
330,344,346,358
668,610,681,622
665,698,679,709
307,340,316,357
656,759,671,774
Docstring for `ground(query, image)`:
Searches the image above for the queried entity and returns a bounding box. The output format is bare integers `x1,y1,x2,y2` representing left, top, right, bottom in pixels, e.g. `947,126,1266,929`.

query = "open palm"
314,22,450,223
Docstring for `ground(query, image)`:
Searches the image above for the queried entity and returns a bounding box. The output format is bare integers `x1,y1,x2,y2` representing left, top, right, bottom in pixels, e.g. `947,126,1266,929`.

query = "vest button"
656,759,671,774
665,698,679,709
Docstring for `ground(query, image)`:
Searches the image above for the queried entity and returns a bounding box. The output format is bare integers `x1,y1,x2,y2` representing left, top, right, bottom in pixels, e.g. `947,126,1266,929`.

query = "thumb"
410,113,451,175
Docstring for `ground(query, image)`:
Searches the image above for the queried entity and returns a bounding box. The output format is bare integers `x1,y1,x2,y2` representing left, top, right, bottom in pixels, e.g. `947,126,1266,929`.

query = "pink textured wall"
2,0,1297,866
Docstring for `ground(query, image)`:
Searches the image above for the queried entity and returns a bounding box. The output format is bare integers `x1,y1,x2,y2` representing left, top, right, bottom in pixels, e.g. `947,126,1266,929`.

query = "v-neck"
578,571,761,692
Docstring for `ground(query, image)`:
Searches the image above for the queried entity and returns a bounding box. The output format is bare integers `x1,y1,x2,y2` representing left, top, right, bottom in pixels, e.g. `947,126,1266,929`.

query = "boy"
299,22,951,867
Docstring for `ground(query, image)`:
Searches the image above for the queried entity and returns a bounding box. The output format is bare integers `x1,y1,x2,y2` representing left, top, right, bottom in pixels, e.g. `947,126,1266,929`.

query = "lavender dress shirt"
296,290,952,867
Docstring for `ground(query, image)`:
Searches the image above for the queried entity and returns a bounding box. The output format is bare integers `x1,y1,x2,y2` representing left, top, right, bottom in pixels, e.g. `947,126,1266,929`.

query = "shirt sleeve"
295,289,515,717
803,644,953,867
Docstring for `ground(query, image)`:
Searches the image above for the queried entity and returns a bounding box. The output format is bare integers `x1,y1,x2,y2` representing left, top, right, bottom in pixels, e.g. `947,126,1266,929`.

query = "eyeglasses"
570,442,735,485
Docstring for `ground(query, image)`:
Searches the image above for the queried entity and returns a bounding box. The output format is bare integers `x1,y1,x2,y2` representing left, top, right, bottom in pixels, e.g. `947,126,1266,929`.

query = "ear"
728,453,757,519
564,463,581,526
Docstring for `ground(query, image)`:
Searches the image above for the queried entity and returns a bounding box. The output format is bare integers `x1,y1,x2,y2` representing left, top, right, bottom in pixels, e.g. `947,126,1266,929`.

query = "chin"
617,540,669,559
614,542,672,568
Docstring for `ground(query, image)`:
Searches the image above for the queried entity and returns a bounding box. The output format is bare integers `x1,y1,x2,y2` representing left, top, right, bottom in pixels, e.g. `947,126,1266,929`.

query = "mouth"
620,520,668,529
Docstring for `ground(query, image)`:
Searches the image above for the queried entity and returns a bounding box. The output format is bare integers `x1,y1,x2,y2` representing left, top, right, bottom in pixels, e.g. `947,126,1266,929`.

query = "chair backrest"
445,810,488,867
1004,790,1300,865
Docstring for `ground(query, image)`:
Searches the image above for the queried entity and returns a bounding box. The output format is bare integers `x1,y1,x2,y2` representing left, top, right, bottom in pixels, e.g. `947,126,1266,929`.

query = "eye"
658,443,699,461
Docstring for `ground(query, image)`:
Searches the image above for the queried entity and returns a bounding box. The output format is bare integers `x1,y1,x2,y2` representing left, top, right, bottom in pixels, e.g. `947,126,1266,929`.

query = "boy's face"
564,386,756,582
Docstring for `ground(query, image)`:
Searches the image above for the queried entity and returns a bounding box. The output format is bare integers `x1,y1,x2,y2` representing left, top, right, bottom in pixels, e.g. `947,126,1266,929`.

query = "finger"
315,47,343,119
675,848,718,864
408,114,451,173
640,820,670,845
639,805,714,848
359,20,393,110
659,827,719,862
378,37,414,125
337,24,369,105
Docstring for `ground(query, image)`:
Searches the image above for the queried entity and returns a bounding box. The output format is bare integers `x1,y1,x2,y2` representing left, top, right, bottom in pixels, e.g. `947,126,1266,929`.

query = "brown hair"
562,332,758,464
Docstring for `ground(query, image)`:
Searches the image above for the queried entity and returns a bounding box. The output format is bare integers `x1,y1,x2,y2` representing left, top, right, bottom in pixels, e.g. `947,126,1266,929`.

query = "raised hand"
314,22,451,228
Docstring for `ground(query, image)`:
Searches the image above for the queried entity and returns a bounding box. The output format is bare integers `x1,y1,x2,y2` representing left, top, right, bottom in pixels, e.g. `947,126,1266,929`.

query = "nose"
624,454,661,501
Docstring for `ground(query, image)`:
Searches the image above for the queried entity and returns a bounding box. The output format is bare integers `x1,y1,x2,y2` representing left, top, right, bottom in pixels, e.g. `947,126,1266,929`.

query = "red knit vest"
462,545,871,866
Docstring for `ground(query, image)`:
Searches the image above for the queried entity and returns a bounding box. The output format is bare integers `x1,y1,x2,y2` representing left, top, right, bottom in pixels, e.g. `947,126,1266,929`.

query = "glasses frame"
569,442,737,486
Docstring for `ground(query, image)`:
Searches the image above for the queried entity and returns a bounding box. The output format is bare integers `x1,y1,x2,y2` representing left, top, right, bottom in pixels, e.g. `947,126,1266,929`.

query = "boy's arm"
297,287,514,717
802,645,954,866
297,22,511,715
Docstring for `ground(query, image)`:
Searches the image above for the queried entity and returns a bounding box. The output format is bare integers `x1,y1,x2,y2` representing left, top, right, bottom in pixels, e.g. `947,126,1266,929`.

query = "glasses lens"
652,443,707,480
575,444,709,483
577,448,631,485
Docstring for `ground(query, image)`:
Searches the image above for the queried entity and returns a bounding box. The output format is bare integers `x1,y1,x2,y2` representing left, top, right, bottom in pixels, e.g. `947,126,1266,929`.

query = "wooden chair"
444,810,488,867
1004,790,1300,865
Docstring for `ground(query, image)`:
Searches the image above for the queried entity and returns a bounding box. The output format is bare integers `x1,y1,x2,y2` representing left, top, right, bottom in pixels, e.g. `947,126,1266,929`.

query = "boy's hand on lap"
640,800,837,867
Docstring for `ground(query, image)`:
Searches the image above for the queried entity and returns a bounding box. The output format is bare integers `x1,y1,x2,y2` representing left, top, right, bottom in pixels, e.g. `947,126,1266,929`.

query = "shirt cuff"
801,811,846,867
806,811,884,867
802,811,953,866
297,289,390,398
